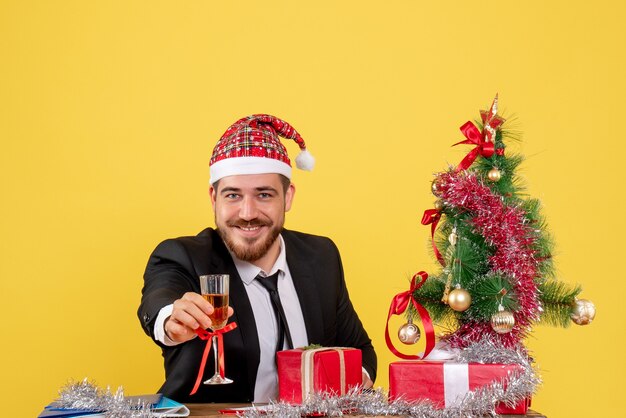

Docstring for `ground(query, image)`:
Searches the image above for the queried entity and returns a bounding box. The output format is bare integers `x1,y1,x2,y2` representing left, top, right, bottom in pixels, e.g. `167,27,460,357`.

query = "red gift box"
277,347,362,404
389,361,530,414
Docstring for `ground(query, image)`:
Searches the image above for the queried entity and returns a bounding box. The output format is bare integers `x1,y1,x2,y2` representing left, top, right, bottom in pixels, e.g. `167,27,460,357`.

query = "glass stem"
212,335,220,377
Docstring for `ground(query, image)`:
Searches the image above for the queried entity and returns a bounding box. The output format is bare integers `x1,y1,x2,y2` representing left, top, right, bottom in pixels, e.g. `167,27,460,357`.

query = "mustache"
226,220,272,228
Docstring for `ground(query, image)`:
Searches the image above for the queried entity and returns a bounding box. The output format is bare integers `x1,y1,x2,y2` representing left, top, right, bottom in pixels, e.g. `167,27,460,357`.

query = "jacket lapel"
283,231,324,344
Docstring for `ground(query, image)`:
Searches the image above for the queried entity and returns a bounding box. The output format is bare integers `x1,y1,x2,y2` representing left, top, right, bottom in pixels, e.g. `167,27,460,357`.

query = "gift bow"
190,322,238,396
385,272,435,360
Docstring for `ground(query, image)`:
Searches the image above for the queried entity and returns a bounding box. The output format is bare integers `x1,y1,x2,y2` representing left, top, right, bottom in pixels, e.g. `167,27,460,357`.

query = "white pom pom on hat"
295,149,315,171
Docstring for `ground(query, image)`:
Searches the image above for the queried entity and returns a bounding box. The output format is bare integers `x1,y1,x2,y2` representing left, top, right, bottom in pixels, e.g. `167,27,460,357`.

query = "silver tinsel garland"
53,378,155,418
242,340,540,418
53,341,539,417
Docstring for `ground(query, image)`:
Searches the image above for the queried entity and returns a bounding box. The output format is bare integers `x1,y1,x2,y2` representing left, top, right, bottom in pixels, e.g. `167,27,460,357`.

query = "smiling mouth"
239,225,262,232
229,221,271,233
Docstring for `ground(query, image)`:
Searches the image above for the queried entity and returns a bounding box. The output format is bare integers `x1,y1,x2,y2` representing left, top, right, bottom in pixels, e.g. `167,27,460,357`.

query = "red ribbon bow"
385,272,436,360
453,95,506,171
453,121,496,171
421,209,445,267
190,322,238,396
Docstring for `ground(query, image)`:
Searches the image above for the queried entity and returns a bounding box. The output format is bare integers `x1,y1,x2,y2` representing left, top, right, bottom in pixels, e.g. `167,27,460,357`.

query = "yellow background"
1,1,624,417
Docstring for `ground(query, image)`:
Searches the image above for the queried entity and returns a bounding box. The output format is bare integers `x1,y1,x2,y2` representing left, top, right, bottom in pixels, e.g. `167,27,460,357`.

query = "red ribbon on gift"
190,322,238,396
453,121,496,171
422,209,445,267
385,272,436,360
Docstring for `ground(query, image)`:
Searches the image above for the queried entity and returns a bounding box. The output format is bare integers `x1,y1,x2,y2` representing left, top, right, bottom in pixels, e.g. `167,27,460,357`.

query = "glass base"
203,374,233,385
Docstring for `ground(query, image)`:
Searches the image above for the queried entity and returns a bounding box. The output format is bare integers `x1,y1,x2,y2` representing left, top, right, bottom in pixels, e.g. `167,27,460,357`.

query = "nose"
238,196,258,221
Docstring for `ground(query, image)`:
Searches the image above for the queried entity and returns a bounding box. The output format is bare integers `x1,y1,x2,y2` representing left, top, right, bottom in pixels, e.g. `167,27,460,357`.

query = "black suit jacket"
138,228,377,403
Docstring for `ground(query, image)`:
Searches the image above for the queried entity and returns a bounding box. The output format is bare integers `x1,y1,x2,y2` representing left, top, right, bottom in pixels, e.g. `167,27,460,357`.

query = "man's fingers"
172,296,213,329
182,292,214,316
165,318,196,343
170,306,203,330
167,293,234,343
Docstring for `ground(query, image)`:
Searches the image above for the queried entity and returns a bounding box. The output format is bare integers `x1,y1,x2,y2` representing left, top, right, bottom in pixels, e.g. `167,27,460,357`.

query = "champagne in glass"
202,293,229,330
199,274,233,385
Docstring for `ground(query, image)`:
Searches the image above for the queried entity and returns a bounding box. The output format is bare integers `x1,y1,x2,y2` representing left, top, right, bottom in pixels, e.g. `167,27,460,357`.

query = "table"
187,404,546,417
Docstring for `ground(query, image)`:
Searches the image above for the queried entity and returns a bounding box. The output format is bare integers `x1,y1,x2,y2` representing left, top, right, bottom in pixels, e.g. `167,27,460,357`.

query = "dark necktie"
257,272,294,353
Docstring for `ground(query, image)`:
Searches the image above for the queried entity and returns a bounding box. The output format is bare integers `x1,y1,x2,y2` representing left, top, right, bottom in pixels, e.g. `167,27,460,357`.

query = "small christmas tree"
413,95,595,350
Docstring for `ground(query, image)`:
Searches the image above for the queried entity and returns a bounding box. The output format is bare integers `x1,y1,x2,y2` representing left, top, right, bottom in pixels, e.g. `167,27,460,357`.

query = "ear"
284,183,295,212
209,185,217,209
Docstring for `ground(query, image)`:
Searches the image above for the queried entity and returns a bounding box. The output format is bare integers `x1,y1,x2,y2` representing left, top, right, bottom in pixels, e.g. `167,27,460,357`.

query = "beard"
217,217,283,263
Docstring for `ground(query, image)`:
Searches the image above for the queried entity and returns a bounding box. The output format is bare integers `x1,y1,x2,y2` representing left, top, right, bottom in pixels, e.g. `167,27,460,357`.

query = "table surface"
187,403,546,417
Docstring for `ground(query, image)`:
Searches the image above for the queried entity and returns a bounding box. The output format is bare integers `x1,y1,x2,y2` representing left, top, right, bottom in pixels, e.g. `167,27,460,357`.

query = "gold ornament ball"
398,322,421,345
487,168,502,182
448,288,471,311
571,299,596,325
434,200,444,212
491,309,515,334
431,178,443,197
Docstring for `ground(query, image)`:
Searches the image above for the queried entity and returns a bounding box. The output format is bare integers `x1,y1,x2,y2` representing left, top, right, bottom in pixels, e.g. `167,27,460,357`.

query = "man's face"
210,173,294,263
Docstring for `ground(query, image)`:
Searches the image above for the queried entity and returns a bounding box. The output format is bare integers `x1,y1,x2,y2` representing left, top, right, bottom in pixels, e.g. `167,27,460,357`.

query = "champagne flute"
199,274,233,385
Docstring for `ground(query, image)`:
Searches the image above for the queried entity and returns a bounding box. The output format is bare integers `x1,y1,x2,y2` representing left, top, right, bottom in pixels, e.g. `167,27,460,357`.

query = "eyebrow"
219,186,279,194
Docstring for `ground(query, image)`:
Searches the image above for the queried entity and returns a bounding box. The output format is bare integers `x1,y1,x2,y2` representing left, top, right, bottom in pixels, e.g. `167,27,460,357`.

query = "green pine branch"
476,152,526,202
538,280,582,327
434,217,491,289
464,273,520,321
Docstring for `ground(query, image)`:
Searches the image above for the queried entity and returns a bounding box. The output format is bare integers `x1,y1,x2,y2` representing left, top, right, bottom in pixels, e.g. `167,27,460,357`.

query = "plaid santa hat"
209,114,315,185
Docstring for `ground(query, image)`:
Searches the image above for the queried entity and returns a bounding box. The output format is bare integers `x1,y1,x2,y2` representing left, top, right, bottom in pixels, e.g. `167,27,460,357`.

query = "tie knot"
257,272,280,293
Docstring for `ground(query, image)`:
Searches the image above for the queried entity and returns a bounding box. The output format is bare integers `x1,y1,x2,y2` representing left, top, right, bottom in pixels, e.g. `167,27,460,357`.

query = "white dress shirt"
154,235,309,402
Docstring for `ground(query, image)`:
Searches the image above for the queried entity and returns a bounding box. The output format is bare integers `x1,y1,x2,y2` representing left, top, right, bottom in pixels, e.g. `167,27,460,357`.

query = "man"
138,114,376,403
